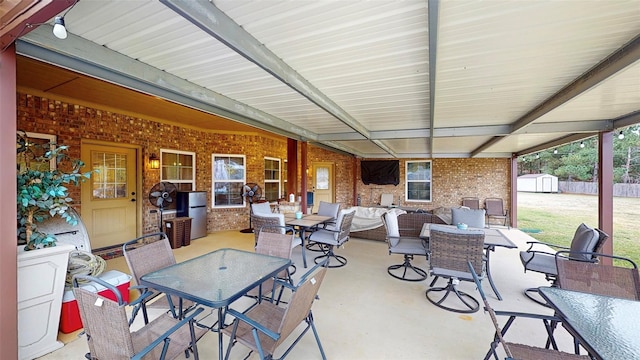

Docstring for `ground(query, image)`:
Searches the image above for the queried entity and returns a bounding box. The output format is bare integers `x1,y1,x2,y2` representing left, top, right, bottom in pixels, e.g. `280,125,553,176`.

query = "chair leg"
314,246,346,268
425,278,480,313
387,254,427,281
523,287,552,308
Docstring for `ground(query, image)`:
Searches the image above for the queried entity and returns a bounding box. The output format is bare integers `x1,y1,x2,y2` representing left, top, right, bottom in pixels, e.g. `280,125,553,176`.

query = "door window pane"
92,151,127,199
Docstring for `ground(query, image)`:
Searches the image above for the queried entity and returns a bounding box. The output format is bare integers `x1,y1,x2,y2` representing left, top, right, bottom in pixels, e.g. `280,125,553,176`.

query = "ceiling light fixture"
618,131,625,140
52,0,79,39
580,141,585,148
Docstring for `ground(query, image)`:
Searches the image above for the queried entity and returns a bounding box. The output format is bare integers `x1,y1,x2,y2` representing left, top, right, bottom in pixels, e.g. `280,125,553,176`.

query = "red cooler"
60,270,132,333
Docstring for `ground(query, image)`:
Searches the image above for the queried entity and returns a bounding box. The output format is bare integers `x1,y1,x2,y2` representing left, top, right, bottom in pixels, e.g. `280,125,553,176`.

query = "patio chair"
484,198,509,228
222,261,328,360
425,224,485,313
72,274,206,360
122,232,195,322
519,223,608,306
468,262,589,360
555,251,640,300
382,212,429,281
308,209,355,268
247,225,295,302
306,201,340,252
462,197,480,210
451,207,486,228
252,214,302,274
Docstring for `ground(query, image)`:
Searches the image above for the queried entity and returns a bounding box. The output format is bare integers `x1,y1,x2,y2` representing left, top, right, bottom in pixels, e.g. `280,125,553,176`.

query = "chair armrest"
131,307,205,360
525,241,569,252
226,308,280,341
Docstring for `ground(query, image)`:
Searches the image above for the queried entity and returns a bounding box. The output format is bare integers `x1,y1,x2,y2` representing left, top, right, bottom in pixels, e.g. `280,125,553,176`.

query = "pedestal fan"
148,181,177,231
240,183,262,233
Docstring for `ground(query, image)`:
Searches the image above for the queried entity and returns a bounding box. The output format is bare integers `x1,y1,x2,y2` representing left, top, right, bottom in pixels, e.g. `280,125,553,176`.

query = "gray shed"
517,174,558,193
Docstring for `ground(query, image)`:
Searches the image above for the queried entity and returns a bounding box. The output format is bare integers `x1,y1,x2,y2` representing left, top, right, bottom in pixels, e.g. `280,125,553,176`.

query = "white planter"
17,243,74,360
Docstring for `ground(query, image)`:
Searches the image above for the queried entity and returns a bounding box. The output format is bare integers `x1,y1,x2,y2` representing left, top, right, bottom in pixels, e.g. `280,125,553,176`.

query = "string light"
580,141,585,148
618,131,625,140
553,149,558,154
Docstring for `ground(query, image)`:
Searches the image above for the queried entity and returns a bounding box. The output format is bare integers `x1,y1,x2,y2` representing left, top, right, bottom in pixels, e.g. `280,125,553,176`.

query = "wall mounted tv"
361,160,400,186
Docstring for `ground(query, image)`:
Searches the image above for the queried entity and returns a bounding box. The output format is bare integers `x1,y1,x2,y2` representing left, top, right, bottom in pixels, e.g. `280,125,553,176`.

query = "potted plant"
16,131,94,359
17,131,92,250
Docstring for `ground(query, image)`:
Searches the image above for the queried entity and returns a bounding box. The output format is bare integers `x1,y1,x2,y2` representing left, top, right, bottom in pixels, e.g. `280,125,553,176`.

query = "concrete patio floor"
38,227,579,359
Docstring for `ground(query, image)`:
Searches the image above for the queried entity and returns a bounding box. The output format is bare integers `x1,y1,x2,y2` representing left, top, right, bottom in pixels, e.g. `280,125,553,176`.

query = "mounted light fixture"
52,0,79,39
618,131,625,140
149,153,160,169
580,141,585,148
52,17,67,39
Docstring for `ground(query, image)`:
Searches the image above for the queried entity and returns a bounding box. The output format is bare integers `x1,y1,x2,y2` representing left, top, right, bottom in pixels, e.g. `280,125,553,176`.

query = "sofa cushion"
569,223,600,261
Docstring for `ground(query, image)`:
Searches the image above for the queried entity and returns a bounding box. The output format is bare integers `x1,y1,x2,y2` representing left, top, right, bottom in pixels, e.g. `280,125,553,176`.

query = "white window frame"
212,154,246,208
405,160,432,202
264,157,281,202
160,149,196,190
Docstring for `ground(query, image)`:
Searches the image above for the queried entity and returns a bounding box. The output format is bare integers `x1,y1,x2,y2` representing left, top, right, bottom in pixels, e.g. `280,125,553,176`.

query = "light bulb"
580,141,585,148
536,153,540,159
553,149,558,154
52,17,67,39
618,131,625,140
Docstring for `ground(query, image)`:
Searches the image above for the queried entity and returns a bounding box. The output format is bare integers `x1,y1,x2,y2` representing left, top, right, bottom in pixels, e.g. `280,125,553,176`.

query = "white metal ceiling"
17,0,640,158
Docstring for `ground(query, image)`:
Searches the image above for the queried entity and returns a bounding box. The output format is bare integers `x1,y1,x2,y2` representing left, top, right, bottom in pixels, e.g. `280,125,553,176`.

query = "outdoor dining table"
284,213,333,268
539,286,640,360
420,223,517,300
139,248,291,360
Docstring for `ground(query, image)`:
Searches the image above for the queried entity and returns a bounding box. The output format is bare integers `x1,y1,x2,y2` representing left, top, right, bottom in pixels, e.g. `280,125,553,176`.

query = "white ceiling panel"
16,0,640,159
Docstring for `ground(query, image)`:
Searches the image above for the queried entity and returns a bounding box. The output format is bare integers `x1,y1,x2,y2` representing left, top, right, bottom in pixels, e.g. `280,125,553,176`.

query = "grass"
516,192,640,267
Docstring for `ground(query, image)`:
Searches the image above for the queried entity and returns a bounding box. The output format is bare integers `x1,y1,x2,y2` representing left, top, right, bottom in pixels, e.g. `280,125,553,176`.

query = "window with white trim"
405,160,432,202
160,149,195,210
212,154,246,208
264,157,281,202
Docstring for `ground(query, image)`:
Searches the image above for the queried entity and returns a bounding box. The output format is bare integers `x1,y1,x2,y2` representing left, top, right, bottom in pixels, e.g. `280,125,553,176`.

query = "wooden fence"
559,181,640,198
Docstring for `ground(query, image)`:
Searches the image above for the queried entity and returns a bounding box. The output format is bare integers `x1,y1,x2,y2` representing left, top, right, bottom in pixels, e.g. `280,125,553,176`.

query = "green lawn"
517,192,640,266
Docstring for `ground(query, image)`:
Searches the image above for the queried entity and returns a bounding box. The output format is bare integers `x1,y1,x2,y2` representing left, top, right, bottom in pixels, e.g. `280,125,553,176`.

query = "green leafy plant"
16,132,94,250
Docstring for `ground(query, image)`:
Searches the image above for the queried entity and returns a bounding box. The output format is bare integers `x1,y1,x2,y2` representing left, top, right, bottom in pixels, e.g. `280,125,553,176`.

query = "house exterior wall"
17,92,511,237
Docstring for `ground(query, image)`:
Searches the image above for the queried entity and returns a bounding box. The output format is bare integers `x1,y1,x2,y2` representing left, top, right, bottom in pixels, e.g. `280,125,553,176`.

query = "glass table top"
539,286,640,359
140,248,291,307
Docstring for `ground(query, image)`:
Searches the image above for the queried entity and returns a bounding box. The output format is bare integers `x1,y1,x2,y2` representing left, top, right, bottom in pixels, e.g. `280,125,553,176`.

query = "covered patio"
39,228,576,359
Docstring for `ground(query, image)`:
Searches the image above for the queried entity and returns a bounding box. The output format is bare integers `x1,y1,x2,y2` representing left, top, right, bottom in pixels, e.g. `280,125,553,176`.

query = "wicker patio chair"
519,223,608,306
462,197,480,210
425,225,485,313
468,262,589,360
308,209,355,268
222,262,329,360
484,198,509,228
246,225,295,302
72,274,206,360
381,212,429,281
123,232,195,322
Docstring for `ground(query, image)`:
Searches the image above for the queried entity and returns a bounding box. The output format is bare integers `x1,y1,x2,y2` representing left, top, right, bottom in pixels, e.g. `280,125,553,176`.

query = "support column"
1,43,18,359
598,131,614,264
301,141,308,213
286,138,297,197
510,155,518,228
352,157,358,206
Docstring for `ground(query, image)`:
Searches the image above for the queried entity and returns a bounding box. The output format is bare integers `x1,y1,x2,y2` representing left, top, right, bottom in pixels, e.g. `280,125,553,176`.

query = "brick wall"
17,92,512,236
354,158,511,212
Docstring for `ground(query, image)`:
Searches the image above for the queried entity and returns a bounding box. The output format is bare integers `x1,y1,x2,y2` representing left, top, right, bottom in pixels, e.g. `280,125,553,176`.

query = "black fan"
240,183,263,233
148,181,177,231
